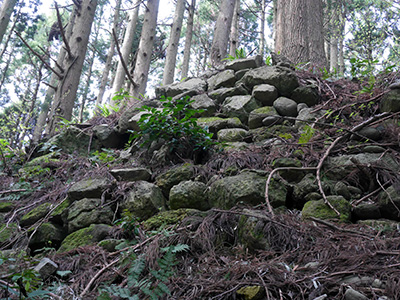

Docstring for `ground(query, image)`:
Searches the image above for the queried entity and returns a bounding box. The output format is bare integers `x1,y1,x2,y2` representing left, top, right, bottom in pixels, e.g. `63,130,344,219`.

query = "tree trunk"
259,0,266,58
209,0,235,67
162,0,185,85
78,46,96,123
275,0,326,68
229,0,240,57
0,0,17,45
96,0,122,107
48,0,98,135
181,0,195,80
130,0,159,100
35,8,77,142
110,0,140,104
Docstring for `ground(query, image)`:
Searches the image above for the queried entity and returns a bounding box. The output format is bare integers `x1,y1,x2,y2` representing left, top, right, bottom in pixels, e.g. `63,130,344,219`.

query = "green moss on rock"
302,196,351,222
20,202,52,227
0,202,14,213
143,209,197,231
0,223,19,246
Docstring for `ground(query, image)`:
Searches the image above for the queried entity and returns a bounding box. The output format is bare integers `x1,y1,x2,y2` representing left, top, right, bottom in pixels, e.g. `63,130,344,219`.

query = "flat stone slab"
110,168,152,181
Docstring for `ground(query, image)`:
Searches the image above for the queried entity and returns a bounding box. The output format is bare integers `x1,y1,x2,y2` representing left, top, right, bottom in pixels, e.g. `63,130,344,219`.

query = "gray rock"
297,103,308,112
208,172,286,209
388,81,400,89
225,55,263,71
207,69,236,91
353,202,381,220
43,126,101,155
110,168,151,182
291,85,319,106
117,100,159,133
68,177,112,201
156,164,195,196
378,186,400,221
295,107,327,129
169,181,209,210
362,145,385,153
197,117,245,135
272,157,304,183
239,65,299,97
248,106,279,129
208,83,249,105
333,181,351,200
344,288,368,300
164,78,207,98
351,127,382,141
380,89,400,112
273,97,298,117
20,203,51,227
34,258,58,278
29,222,65,249
217,128,249,142
222,95,260,123
67,198,113,233
293,174,329,207
262,116,283,126
122,181,166,221
302,196,352,222
324,153,399,181
93,125,121,148
252,84,278,106
190,94,216,117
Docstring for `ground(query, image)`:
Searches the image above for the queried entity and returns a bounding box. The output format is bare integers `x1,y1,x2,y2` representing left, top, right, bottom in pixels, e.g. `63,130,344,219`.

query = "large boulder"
110,168,151,182
378,186,400,221
68,177,113,201
67,198,113,233
295,107,327,129
302,195,352,222
290,85,319,106
239,66,299,97
156,164,195,196
273,97,298,117
93,124,121,148
208,83,249,105
207,69,236,91
217,128,249,142
190,94,216,117
380,89,400,112
197,117,245,135
252,84,278,106
20,202,52,227
222,95,260,123
122,181,166,220
225,55,264,71
117,99,159,133
248,106,279,129
58,224,112,253
29,222,66,250
169,181,209,210
162,78,207,98
42,126,101,155
208,172,287,209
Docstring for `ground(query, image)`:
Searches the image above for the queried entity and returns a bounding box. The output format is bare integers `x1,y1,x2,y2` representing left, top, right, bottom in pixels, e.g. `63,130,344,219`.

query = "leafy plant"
132,95,216,162
223,48,247,61
100,244,189,300
96,103,120,117
112,88,134,106
298,125,316,145
89,149,117,165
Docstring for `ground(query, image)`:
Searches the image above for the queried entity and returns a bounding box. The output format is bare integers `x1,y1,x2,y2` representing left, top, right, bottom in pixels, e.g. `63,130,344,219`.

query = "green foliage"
265,55,272,66
111,89,134,107
89,149,117,165
223,48,247,61
132,96,216,161
114,210,141,239
100,244,188,300
298,125,316,145
95,103,120,117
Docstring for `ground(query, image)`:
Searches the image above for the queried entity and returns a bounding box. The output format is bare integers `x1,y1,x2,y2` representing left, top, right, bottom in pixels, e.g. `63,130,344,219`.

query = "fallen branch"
0,189,26,195
309,217,374,238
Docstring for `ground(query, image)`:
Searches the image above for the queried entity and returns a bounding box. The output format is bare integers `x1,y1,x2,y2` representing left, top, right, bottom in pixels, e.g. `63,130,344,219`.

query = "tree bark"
130,0,160,100
96,0,122,107
259,0,266,58
209,0,235,67
229,0,240,57
275,0,326,68
110,0,140,104
47,0,98,135
181,0,195,80
162,0,185,85
0,0,17,46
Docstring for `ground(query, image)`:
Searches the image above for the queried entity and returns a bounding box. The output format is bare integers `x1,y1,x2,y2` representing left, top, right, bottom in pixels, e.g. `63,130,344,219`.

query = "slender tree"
275,0,326,68
0,0,18,45
181,0,195,80
209,0,235,66
229,0,240,57
96,0,122,107
110,0,140,104
162,0,185,85
130,0,160,100
47,0,98,135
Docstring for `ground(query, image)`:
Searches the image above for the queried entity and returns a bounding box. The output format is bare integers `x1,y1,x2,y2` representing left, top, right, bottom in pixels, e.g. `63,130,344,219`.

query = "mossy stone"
302,196,351,222
20,202,52,227
156,164,194,196
57,224,111,253
0,223,19,246
0,202,14,213
143,209,199,230
28,222,65,250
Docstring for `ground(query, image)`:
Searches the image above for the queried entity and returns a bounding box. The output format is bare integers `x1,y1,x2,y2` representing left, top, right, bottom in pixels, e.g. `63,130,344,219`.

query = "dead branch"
0,189,27,195
55,3,72,59
309,217,374,238
112,28,137,89
265,167,316,214
14,31,63,79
